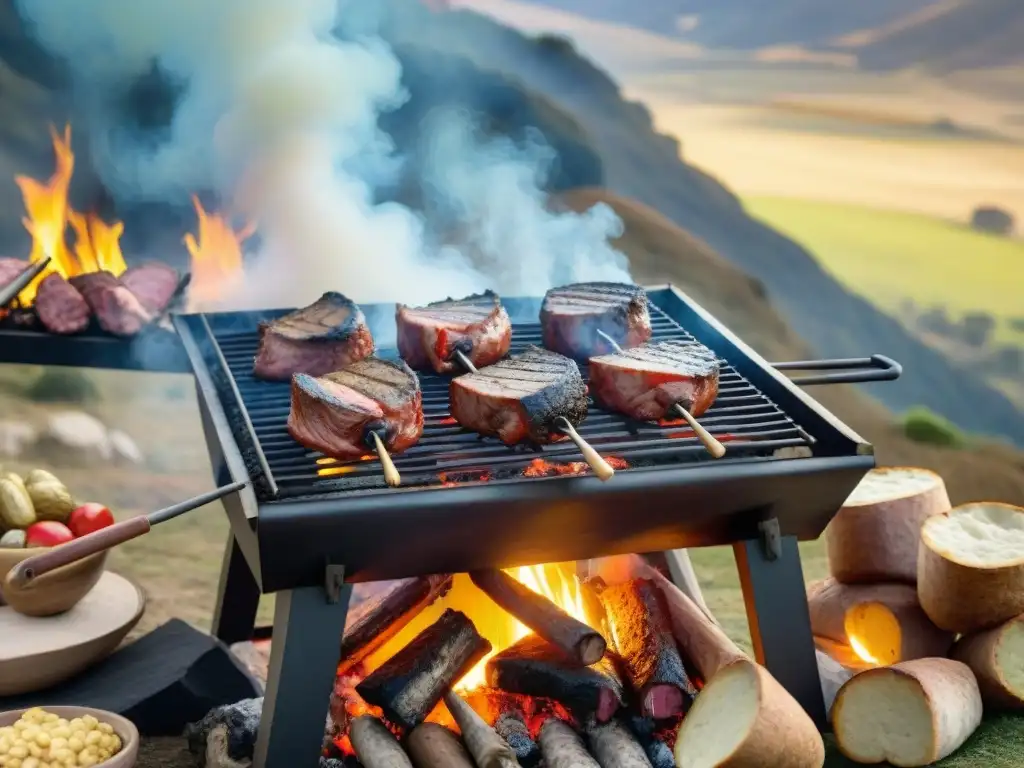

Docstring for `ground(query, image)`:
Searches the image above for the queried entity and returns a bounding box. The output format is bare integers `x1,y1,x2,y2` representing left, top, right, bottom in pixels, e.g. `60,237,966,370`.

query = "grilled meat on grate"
35,273,90,334
70,271,153,336
254,292,374,380
449,345,588,445
541,282,651,362
121,261,181,315
589,339,720,421
396,290,512,374
288,357,423,460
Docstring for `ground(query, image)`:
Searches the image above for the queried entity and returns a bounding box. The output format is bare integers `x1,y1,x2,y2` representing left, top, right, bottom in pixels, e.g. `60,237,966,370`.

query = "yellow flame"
848,634,882,666
68,211,128,276
183,195,255,310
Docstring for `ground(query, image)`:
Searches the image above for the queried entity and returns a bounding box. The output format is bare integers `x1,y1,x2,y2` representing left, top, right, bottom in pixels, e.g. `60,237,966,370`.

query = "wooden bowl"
0,545,107,617
0,571,145,696
0,705,140,767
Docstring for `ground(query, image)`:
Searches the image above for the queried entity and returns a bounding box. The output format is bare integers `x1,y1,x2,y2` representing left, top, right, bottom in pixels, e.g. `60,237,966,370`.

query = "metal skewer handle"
554,417,615,481
371,431,401,488
0,256,52,308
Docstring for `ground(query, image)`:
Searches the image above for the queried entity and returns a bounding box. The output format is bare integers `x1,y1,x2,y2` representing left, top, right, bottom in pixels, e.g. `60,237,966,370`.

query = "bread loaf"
951,615,1024,710
918,502,1024,633
825,467,949,584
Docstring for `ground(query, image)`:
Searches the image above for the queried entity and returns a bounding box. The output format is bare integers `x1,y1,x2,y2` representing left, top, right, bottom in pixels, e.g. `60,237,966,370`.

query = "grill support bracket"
759,517,782,561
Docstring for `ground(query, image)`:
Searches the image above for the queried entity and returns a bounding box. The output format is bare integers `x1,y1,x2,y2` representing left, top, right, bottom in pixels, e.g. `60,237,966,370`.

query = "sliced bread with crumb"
951,615,1024,710
832,658,982,767
918,502,1024,633
825,467,949,584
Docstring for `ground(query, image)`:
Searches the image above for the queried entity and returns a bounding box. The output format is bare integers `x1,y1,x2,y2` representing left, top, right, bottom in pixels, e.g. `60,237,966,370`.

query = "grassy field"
744,196,1024,345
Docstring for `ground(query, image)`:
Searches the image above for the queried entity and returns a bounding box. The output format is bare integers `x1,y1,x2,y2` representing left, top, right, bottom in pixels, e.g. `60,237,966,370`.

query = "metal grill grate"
204,303,813,501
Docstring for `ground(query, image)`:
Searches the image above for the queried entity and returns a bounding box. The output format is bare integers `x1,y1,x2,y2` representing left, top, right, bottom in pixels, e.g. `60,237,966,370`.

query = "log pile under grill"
322,565,825,768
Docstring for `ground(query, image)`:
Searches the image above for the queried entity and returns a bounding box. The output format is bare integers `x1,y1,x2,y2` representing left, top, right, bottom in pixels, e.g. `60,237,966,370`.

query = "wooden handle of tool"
673,404,726,459
6,515,151,589
557,419,615,481
371,431,402,488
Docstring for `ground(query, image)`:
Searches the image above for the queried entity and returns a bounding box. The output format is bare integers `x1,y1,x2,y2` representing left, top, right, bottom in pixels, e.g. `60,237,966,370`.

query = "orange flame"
316,455,375,477
183,195,255,310
68,211,128,276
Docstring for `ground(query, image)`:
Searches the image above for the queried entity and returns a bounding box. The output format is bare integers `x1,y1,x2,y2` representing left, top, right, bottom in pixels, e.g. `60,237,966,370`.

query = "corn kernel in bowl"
0,708,124,767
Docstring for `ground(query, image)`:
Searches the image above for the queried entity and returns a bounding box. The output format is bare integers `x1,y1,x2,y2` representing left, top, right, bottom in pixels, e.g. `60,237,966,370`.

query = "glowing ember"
183,195,255,311
439,417,458,425
317,455,375,477
438,470,492,486
523,457,628,478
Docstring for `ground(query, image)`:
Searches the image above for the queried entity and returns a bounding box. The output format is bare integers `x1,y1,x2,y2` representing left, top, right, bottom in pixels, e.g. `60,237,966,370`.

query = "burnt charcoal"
321,759,364,768
254,291,375,380
625,716,676,768
449,345,588,445
184,697,262,767
356,609,491,731
495,711,541,767
396,290,512,374
470,569,605,665
597,579,696,719
485,634,625,723
339,575,454,674
541,282,651,361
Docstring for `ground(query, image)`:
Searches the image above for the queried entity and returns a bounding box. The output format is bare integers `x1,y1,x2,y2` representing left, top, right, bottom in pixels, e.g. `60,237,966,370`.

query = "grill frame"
173,284,874,591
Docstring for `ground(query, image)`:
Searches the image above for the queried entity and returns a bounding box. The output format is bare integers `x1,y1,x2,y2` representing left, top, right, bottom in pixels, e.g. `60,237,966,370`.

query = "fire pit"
174,284,899,768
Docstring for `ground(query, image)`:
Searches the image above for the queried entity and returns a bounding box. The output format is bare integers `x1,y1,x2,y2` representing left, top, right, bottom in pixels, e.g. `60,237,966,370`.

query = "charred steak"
288,357,423,460
396,290,512,374
253,292,375,380
121,261,181,315
541,282,651,361
589,339,719,421
449,345,587,445
35,273,90,334
69,271,152,337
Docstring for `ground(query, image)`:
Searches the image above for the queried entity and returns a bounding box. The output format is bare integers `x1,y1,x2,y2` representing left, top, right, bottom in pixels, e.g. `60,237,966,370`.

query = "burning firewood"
831,659,982,767
356,609,491,731
586,718,654,768
646,569,825,768
406,723,475,768
806,578,953,665
485,634,625,723
537,719,599,768
339,575,454,675
443,691,520,768
596,578,697,719
350,716,413,768
495,711,541,768
470,569,606,665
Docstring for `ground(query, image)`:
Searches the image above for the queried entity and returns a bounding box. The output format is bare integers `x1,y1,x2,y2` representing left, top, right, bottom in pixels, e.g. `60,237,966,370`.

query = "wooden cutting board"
0,571,145,696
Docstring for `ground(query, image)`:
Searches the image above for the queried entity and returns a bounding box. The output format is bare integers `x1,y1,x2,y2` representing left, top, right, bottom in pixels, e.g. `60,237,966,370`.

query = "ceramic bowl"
0,706,139,767
0,545,107,616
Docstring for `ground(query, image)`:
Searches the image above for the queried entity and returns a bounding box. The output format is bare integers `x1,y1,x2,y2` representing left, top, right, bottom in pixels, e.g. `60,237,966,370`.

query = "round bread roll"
832,658,982,767
918,502,1024,634
825,467,949,584
951,615,1024,710
673,658,825,768
807,579,952,666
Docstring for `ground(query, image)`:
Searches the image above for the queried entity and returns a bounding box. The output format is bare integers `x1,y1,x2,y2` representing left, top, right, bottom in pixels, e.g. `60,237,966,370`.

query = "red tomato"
68,503,115,538
25,520,74,548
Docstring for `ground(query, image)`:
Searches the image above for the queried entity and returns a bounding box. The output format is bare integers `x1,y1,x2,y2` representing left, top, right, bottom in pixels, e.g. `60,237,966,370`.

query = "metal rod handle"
770,354,902,386
0,257,52,308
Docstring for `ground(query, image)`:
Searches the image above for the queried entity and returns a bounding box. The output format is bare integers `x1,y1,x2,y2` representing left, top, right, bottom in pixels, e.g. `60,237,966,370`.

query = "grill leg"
253,580,352,768
211,534,261,645
734,533,827,729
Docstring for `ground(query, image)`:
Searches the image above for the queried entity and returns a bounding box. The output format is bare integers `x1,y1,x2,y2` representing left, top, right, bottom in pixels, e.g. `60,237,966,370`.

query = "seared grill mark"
541,282,652,361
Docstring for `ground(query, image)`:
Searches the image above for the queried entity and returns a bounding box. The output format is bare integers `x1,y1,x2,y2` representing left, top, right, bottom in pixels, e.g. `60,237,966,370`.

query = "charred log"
495,711,541,768
443,691,520,768
537,719,599,768
470,569,606,665
597,578,696,719
624,717,676,768
349,716,412,768
486,634,624,723
340,575,454,674
586,719,654,768
356,609,491,731
406,723,475,768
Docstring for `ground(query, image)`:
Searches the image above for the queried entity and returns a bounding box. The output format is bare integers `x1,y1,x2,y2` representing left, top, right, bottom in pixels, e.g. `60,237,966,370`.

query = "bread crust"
951,615,1024,710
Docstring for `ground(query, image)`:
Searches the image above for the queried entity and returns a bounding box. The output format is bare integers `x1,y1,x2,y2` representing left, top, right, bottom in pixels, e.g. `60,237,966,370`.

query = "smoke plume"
15,0,631,308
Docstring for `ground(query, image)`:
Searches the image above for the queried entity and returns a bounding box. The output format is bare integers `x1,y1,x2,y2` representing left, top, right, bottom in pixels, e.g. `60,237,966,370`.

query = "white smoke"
16,0,631,307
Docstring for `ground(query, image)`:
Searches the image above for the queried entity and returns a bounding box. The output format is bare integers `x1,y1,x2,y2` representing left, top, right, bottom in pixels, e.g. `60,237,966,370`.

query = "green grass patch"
902,406,967,448
744,197,1024,345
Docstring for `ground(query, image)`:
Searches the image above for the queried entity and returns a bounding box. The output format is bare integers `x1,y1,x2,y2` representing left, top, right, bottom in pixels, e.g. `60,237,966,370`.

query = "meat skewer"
540,282,652,362
0,256,50,308
396,291,512,374
594,330,725,459
288,358,423,487
449,346,615,481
